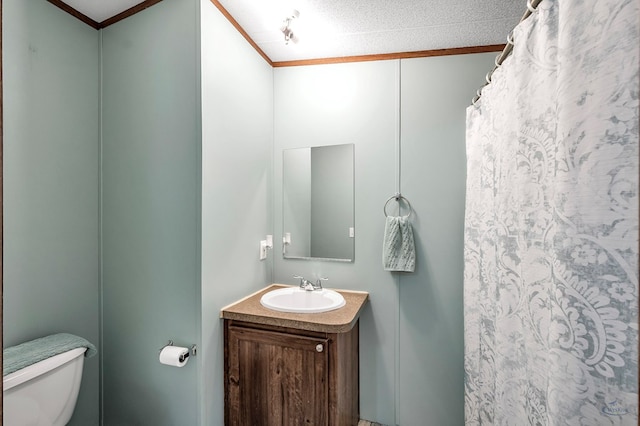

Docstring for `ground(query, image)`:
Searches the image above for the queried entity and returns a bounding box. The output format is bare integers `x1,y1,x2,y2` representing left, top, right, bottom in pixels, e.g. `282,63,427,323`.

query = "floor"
358,421,385,426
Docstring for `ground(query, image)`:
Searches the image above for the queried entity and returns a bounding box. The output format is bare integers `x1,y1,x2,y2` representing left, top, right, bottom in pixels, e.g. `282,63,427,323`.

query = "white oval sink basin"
260,287,346,314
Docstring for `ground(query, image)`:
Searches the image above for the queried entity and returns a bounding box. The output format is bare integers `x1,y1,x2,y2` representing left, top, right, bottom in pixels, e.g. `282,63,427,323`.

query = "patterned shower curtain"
464,0,638,424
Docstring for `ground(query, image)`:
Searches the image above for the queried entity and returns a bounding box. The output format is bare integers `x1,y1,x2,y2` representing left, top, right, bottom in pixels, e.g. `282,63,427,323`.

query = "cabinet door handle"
315,344,324,353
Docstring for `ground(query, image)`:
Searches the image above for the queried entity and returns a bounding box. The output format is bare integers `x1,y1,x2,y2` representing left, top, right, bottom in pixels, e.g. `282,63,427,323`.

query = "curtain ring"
526,0,538,13
485,70,493,84
472,89,482,105
494,53,502,67
506,31,514,45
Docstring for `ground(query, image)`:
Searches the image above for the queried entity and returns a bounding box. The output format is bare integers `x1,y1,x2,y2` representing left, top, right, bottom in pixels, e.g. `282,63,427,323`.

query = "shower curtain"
464,0,638,424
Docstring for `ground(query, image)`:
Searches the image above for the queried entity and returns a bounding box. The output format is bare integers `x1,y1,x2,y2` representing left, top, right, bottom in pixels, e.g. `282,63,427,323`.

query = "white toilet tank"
3,333,95,426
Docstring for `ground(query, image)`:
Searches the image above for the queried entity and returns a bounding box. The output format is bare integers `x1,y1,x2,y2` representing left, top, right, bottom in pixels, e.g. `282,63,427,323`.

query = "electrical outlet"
259,240,268,260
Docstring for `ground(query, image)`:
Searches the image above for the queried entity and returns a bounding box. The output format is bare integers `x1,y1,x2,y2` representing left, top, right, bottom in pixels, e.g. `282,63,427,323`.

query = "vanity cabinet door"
226,324,330,426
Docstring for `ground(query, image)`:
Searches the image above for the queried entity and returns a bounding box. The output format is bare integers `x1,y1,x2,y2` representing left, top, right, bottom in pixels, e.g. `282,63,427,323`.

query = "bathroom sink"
260,287,346,314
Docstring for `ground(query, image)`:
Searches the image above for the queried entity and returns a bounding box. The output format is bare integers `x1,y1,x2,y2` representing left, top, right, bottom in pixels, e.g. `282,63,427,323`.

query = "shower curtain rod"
472,0,543,105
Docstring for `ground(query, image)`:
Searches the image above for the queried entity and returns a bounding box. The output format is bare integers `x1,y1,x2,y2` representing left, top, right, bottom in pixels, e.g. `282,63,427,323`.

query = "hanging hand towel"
383,216,416,272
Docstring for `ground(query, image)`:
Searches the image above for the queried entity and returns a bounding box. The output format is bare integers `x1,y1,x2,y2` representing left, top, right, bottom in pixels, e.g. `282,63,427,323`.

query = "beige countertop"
220,284,369,333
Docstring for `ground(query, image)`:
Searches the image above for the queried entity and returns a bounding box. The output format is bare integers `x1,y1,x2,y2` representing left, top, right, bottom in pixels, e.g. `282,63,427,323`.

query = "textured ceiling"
59,0,524,62
215,0,524,62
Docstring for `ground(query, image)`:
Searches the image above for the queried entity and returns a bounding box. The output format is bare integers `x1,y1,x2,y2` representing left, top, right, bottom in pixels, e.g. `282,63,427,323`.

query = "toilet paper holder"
159,340,197,361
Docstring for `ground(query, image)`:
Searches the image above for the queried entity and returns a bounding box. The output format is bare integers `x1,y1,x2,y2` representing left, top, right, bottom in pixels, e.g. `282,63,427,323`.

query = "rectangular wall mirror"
283,144,355,262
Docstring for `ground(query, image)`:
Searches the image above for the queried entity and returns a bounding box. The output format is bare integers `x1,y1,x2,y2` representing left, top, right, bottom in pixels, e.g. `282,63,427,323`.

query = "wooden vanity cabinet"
224,319,359,426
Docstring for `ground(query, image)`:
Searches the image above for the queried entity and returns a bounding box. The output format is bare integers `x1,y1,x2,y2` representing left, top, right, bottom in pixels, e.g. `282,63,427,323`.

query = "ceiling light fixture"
280,9,300,45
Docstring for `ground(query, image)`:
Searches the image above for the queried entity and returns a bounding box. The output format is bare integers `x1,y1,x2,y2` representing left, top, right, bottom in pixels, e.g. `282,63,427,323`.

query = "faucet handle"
315,277,328,289
293,275,305,288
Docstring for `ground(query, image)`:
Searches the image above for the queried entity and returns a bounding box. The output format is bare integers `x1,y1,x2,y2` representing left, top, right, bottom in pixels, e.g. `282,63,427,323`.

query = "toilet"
3,334,95,426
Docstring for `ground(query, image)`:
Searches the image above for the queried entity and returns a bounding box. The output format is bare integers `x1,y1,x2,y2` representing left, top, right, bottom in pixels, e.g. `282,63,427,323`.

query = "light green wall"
100,0,201,424
274,54,495,425
4,1,497,423
2,1,100,424
398,54,496,425
274,61,400,424
199,0,274,423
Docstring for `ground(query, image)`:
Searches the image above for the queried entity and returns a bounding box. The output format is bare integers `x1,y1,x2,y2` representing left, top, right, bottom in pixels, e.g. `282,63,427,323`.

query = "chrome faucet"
315,277,328,290
294,275,328,291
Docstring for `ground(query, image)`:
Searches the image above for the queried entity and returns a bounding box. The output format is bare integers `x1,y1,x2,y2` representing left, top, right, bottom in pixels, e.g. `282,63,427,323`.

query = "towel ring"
384,194,412,218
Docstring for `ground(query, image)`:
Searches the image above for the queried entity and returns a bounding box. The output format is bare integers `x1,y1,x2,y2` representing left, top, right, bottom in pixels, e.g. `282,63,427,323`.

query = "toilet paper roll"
159,345,189,367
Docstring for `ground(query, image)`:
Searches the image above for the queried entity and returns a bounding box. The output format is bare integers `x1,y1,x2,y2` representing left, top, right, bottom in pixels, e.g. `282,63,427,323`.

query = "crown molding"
47,0,505,65
271,45,506,67
47,0,100,29
100,0,163,28
46,0,163,30
208,0,273,66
